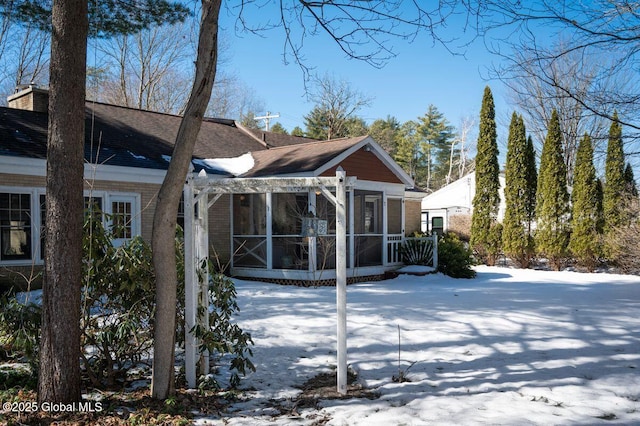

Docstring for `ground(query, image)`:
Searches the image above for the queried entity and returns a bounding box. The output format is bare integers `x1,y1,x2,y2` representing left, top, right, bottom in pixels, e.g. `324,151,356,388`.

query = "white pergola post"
184,179,198,389
184,173,355,391
196,193,210,376
335,167,348,395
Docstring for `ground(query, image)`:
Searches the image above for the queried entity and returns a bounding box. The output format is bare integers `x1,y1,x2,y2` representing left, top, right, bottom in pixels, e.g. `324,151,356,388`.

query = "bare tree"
479,0,640,141
13,24,49,86
304,73,372,140
94,23,193,113
494,42,613,183
0,23,49,99
456,115,476,179
151,0,222,399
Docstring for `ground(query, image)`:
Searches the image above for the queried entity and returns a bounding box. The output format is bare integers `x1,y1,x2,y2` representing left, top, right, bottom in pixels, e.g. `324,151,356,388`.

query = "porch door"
353,190,383,267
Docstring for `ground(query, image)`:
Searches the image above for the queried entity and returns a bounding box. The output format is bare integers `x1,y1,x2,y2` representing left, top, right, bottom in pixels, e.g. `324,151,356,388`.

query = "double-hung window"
0,188,140,264
0,192,32,261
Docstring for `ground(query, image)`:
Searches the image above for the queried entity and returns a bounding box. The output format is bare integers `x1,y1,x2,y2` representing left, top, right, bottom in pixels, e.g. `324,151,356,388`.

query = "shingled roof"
245,136,368,177
0,99,270,174
1,88,410,185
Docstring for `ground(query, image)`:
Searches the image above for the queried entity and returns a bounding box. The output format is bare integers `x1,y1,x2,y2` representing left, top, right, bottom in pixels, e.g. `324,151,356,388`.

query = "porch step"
395,265,437,276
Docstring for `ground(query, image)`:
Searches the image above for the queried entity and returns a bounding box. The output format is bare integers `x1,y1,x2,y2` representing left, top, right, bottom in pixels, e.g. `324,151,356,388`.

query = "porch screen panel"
387,198,402,234
272,193,308,270
353,190,383,266
233,194,267,268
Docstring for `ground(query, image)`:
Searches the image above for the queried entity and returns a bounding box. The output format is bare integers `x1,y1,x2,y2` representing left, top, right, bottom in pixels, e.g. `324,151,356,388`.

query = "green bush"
438,233,476,278
1,212,254,390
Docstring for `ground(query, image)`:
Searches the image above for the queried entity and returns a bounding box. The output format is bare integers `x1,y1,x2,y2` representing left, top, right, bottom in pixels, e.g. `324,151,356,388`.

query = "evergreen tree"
291,126,305,137
603,112,626,256
270,122,288,134
535,109,570,270
502,113,533,267
524,135,537,232
569,133,601,270
624,162,638,197
595,177,605,233
394,120,422,183
369,116,401,156
470,86,501,264
417,105,455,190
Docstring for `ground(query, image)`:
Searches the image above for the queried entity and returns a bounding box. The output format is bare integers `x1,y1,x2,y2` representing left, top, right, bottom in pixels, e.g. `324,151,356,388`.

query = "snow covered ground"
197,266,640,425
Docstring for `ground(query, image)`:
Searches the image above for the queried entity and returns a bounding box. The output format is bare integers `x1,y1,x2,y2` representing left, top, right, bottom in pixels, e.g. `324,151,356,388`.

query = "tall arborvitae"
569,133,601,270
603,112,626,257
596,178,605,233
524,135,537,234
536,109,570,270
502,113,533,267
470,86,501,264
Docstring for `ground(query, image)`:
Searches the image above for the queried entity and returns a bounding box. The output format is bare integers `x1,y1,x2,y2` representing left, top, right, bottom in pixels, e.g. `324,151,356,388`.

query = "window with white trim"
0,188,141,264
0,192,32,261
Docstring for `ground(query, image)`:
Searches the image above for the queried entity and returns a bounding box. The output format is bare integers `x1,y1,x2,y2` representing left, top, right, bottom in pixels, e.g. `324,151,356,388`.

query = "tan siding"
1,173,46,187
1,173,159,242
88,180,159,242
208,194,231,269
404,199,422,236
321,150,402,184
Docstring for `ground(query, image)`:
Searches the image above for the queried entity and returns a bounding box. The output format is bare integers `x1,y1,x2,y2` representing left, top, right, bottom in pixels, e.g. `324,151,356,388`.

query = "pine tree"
535,109,570,270
470,86,500,264
603,112,626,257
417,105,455,190
569,133,601,270
502,113,533,267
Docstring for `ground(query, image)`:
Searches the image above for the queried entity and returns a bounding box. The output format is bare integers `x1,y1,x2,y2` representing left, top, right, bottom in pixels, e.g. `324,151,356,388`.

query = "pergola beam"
192,176,355,193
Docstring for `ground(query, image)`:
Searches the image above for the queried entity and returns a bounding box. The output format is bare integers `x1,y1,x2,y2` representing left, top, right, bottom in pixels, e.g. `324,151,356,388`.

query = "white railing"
394,235,439,269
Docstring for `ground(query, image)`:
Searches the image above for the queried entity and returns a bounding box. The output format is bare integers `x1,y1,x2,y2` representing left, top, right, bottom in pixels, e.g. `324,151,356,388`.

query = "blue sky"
217,3,510,147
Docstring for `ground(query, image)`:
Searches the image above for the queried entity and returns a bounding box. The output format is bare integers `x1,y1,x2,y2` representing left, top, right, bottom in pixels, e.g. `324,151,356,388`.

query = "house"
421,171,506,236
0,85,423,287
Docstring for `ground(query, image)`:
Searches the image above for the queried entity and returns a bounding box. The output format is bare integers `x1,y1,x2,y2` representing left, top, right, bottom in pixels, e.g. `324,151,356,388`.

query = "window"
109,195,138,245
432,216,444,236
112,200,133,239
1,188,140,265
0,193,32,261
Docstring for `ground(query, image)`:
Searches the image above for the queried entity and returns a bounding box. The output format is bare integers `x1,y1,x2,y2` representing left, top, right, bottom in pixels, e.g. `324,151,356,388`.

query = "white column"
184,180,198,389
197,195,210,376
335,167,347,395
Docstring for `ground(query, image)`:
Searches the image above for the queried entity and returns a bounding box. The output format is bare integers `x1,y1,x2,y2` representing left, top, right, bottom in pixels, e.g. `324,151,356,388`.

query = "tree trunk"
38,0,88,404
151,0,221,399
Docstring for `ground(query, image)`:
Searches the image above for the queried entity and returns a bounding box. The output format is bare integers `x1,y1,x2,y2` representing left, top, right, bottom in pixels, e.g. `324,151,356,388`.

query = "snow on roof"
192,152,255,177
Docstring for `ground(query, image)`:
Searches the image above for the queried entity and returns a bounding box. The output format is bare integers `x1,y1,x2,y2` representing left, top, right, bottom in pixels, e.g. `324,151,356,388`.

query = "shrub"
1,212,254,390
0,293,41,370
438,233,476,278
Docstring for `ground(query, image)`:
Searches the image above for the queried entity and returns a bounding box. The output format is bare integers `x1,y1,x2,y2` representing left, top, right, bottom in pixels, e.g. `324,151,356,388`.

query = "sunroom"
230,186,406,283
188,135,416,284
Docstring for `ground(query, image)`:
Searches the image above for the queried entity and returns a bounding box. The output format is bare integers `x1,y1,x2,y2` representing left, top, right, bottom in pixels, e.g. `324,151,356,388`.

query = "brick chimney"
7,85,49,113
